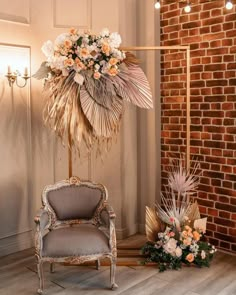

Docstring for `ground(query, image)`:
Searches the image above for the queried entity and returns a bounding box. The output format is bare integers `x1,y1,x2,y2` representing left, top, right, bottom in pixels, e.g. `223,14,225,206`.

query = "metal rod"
186,48,191,171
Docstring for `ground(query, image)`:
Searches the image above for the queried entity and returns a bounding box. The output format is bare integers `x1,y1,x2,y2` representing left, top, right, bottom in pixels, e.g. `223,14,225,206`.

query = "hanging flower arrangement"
34,28,153,153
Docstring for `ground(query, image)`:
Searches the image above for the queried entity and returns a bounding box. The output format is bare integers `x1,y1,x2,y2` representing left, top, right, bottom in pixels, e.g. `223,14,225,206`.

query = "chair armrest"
100,203,116,227
98,203,117,257
34,208,50,231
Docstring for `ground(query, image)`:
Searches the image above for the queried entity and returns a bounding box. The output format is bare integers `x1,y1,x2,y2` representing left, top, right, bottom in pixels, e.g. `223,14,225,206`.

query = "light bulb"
184,3,191,13
226,0,233,10
155,1,161,9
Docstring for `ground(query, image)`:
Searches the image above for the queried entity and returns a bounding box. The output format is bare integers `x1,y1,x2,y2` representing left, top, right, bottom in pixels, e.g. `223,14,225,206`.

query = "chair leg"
50,262,55,273
37,260,44,294
110,257,118,290
96,259,100,270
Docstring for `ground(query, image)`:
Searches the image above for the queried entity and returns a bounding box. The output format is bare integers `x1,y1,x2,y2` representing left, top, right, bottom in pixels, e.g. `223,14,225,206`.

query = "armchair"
34,176,118,294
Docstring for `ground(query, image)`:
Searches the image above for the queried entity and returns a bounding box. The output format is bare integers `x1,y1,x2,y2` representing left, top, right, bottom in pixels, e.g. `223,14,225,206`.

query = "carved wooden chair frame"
34,176,118,294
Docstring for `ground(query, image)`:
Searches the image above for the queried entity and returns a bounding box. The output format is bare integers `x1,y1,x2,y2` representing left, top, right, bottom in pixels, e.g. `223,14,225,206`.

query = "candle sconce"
5,67,30,88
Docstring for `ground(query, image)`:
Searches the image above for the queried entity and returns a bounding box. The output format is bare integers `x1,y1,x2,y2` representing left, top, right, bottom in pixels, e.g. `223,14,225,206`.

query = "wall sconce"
5,66,30,88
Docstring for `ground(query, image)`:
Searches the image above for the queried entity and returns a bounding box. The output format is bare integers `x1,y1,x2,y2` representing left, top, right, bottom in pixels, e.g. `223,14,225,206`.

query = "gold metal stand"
68,45,191,177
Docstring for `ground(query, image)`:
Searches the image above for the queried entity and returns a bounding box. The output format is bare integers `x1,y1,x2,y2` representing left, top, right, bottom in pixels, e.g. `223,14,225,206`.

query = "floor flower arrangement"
142,157,217,272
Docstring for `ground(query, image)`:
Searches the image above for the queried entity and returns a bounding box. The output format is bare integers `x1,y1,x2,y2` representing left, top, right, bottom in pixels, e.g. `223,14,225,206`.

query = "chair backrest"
42,177,107,223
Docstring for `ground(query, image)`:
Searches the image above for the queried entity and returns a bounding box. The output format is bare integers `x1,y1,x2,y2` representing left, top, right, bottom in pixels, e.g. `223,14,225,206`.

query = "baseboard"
0,230,34,257
116,223,139,240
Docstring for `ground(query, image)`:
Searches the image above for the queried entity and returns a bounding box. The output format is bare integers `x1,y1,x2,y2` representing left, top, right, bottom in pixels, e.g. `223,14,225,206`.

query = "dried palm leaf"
157,188,192,230
123,51,140,66
33,62,51,80
116,64,153,109
145,206,162,242
80,87,123,138
186,201,201,222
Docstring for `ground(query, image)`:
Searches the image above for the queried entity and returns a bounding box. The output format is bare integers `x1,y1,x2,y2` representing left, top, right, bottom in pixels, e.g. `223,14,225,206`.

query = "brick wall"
160,0,236,253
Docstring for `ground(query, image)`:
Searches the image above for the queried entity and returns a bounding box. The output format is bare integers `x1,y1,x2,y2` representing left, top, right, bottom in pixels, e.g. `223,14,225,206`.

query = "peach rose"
64,58,74,67
182,230,188,239
108,67,118,76
75,58,86,70
93,71,101,80
80,47,90,58
69,27,77,35
183,238,192,246
109,57,118,66
186,253,194,263
102,43,110,55
64,39,72,48
185,225,192,232
193,231,200,241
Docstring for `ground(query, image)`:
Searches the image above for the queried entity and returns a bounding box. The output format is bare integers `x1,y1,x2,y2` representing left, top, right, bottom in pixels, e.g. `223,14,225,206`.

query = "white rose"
163,238,177,255
100,28,110,37
55,33,70,46
109,32,122,48
175,247,182,257
41,40,54,58
50,56,67,70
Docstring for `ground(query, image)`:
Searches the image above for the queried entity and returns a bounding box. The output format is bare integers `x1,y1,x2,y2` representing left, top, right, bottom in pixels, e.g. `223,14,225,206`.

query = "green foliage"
141,238,216,272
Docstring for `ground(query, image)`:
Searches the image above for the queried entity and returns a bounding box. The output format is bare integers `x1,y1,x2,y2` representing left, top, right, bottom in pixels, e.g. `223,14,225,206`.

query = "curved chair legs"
110,257,118,290
50,262,55,273
96,259,101,270
37,260,44,294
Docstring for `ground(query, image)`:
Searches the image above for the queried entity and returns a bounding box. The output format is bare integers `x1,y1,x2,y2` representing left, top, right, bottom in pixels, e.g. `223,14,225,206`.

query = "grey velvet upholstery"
42,224,110,257
47,185,102,220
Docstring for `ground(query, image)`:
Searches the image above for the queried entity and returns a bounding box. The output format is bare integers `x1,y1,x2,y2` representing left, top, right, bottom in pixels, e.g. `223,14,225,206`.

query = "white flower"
163,238,177,255
175,247,182,257
74,73,84,85
41,40,54,58
50,56,67,70
94,64,100,70
109,32,122,48
100,28,110,37
201,250,206,259
55,33,70,46
190,243,199,254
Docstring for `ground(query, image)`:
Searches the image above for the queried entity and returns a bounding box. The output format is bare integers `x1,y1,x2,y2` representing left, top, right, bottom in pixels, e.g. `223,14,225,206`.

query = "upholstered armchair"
34,176,118,294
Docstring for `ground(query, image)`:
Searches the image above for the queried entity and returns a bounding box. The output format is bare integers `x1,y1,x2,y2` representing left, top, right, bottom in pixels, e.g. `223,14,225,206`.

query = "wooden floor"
0,235,236,295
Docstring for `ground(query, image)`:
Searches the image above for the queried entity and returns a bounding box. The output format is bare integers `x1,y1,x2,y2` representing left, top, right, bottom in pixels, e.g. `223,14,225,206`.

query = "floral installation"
142,157,216,272
34,28,153,153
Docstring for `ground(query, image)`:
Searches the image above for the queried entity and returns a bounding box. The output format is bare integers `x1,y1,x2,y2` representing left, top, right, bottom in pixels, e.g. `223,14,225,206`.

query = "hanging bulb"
184,3,191,13
226,0,233,10
155,0,161,9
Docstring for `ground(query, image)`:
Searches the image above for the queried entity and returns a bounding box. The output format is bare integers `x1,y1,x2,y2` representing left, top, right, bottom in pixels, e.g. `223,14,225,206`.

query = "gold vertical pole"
186,48,190,171
68,131,72,178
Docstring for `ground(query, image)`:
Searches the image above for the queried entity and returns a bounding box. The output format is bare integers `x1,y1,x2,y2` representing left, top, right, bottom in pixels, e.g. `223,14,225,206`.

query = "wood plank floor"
0,235,236,295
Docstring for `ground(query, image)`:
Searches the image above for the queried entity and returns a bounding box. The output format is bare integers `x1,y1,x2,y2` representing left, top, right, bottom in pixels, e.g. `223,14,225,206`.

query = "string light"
184,2,191,13
153,1,234,12
225,0,233,10
155,0,161,9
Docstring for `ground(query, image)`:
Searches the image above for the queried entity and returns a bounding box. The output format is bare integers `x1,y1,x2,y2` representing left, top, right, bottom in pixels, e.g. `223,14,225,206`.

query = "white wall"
0,0,160,256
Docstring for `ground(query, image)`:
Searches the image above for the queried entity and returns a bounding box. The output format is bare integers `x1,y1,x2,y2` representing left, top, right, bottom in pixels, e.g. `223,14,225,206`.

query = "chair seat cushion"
42,224,110,257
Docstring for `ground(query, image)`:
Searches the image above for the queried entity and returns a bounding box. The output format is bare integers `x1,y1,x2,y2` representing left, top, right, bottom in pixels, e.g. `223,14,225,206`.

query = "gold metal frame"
68,45,191,175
